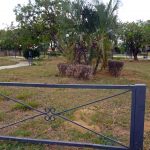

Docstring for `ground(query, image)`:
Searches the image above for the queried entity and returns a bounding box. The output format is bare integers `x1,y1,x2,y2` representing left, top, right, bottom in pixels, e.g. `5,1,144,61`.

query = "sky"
0,0,149,29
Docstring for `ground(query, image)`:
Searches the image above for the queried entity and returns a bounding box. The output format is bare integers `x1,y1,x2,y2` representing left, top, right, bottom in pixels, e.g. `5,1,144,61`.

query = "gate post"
130,84,146,150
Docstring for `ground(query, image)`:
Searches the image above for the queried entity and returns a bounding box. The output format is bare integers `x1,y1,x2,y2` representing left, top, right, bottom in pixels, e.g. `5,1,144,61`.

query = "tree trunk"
93,53,101,75
133,49,138,61
133,54,138,61
93,35,103,74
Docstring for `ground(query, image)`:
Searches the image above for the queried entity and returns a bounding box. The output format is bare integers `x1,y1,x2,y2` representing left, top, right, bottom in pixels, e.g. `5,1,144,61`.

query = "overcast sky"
0,0,149,29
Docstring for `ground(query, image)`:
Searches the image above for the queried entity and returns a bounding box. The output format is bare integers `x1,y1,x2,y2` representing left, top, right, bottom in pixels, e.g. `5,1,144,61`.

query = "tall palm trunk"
93,50,101,74
93,35,103,74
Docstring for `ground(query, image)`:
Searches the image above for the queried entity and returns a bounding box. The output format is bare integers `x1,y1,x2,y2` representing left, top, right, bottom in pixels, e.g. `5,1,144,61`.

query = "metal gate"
0,82,146,150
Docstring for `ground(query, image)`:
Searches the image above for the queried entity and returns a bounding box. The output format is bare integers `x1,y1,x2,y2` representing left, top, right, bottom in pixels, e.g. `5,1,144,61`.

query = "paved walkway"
0,61,29,70
113,54,150,60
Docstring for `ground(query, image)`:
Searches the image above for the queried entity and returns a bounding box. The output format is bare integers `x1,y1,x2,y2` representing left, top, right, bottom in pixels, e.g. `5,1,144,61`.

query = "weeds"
12,101,39,111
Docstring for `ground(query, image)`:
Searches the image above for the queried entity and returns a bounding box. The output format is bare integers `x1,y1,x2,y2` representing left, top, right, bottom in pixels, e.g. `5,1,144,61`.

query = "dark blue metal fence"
0,82,146,150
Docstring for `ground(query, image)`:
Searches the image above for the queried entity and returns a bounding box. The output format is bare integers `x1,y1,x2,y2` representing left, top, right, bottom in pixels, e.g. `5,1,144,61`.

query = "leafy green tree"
119,22,145,60
0,25,22,56
143,20,150,46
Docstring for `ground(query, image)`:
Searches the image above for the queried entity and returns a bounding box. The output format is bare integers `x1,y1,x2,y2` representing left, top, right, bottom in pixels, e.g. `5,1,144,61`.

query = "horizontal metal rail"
0,82,136,90
0,136,128,150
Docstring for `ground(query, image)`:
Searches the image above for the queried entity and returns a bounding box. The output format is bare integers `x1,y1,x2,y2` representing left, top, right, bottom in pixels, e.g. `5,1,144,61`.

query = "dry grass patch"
0,57,19,66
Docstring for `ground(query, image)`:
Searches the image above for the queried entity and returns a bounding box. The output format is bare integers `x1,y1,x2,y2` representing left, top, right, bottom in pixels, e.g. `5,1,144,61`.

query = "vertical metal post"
130,84,146,150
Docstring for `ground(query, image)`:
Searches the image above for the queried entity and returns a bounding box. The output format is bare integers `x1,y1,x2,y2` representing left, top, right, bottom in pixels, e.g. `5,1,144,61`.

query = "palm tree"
92,0,119,74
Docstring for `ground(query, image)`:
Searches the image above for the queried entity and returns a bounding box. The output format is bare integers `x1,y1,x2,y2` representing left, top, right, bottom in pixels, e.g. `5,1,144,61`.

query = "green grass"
12,101,39,111
0,57,150,149
69,129,117,146
16,91,34,101
12,130,32,137
0,142,45,150
0,111,5,121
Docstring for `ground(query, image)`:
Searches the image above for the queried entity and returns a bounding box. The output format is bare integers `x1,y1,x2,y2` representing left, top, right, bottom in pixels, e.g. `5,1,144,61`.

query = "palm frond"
111,0,120,14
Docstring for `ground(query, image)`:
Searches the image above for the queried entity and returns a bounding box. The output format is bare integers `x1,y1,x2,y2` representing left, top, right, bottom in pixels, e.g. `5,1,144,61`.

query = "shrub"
108,60,124,77
23,48,40,59
65,64,76,77
57,63,93,80
73,64,93,79
57,63,69,76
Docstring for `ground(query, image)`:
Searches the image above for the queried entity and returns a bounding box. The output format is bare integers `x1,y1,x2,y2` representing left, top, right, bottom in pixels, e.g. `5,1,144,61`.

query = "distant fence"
0,82,146,150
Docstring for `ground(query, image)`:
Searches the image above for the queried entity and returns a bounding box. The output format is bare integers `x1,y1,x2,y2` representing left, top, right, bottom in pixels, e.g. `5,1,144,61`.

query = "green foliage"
142,20,150,45
118,21,150,60
90,0,120,73
63,44,75,63
13,0,63,52
81,6,99,33
23,48,40,59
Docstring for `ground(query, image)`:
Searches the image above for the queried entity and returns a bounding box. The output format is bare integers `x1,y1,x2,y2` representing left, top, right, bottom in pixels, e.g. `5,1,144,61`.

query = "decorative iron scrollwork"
44,107,56,121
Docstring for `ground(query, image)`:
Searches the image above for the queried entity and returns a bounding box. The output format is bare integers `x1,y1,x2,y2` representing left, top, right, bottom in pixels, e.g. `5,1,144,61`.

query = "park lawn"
0,57,19,66
0,57,150,150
